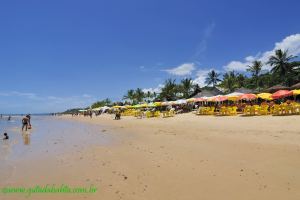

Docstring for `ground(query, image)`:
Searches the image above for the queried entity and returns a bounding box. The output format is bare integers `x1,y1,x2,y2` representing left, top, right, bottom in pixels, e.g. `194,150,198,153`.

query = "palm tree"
180,78,194,98
222,71,238,93
103,98,111,106
267,49,297,86
159,79,178,101
247,60,262,89
145,91,153,103
205,70,221,87
135,88,145,103
236,73,246,88
123,89,135,104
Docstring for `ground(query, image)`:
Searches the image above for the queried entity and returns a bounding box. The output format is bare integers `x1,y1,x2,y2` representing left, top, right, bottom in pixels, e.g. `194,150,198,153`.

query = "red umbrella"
239,93,257,100
271,90,293,99
213,95,228,102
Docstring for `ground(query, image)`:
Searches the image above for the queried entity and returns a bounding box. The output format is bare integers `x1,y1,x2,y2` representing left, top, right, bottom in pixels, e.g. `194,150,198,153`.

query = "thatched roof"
291,82,300,89
265,85,290,93
192,87,223,98
234,87,255,94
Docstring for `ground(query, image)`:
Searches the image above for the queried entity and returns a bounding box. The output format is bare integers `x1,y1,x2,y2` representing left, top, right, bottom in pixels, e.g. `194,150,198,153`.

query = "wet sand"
1,114,300,200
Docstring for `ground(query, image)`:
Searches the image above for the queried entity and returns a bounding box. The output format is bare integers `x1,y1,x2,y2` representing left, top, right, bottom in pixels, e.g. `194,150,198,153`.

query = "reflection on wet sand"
22,132,31,145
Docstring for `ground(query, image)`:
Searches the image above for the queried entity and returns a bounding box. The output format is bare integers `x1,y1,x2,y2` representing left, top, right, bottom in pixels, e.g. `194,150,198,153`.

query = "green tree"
205,70,221,87
267,49,297,86
123,89,135,104
135,88,145,103
180,78,195,98
221,71,238,93
236,73,247,88
247,60,262,89
159,79,178,101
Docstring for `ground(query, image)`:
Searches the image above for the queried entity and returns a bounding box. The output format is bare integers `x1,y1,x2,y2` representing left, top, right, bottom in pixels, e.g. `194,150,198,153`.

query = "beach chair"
145,111,153,118
169,110,176,117
219,106,227,116
154,111,161,117
292,103,300,115
207,107,215,115
283,104,293,115
259,105,269,115
272,105,282,116
243,106,251,116
228,106,237,116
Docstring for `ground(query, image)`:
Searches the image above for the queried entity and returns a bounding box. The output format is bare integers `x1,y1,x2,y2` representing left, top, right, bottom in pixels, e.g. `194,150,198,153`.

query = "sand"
1,113,300,200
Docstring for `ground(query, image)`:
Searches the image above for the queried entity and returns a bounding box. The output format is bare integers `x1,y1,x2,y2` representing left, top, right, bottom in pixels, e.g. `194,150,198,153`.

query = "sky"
0,0,300,113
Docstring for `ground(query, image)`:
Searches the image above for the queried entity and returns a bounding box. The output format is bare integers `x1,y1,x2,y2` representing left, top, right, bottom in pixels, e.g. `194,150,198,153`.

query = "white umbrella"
175,99,187,104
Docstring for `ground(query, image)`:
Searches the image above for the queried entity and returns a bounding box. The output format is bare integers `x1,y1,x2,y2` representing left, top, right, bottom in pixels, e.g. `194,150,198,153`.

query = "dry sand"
1,113,300,200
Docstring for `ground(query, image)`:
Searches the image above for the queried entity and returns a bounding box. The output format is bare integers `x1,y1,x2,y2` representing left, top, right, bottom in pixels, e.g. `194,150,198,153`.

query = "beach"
1,114,300,200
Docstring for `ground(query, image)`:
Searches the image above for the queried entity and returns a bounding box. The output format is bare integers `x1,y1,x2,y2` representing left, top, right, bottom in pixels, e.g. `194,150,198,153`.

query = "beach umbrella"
225,92,243,101
101,106,110,110
78,109,87,112
133,104,142,108
271,90,293,99
257,93,273,100
170,101,177,105
161,102,169,106
113,105,122,108
92,107,101,111
176,99,187,104
187,98,195,103
212,95,228,102
147,102,156,107
195,97,206,102
239,93,257,100
154,102,162,106
292,89,300,96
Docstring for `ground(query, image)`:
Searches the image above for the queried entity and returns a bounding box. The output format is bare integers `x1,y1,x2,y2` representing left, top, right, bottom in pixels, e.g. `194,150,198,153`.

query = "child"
3,133,9,140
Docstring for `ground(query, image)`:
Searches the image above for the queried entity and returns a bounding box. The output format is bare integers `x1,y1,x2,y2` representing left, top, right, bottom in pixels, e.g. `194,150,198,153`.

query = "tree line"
123,49,300,103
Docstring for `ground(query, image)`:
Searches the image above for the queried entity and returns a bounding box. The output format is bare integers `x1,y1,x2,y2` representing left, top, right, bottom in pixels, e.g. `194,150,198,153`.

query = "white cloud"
223,61,250,72
143,84,164,94
163,63,196,76
223,33,300,71
192,69,212,87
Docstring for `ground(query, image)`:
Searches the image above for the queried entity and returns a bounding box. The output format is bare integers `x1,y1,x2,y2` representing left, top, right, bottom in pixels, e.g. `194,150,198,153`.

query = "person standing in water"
3,133,9,140
22,116,29,131
8,116,11,121
26,114,31,126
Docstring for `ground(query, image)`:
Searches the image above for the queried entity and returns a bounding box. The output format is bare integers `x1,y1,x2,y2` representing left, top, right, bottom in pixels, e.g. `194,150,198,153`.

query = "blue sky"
0,0,300,113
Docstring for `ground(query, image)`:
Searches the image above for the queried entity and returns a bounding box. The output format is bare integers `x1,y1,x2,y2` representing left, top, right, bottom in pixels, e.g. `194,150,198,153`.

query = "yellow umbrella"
113,105,122,108
187,98,195,102
292,89,300,95
154,102,162,106
227,96,240,101
257,93,273,100
138,103,148,107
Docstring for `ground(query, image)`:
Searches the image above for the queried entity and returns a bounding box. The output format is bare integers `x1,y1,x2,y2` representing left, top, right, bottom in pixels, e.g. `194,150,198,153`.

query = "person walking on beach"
22,116,29,131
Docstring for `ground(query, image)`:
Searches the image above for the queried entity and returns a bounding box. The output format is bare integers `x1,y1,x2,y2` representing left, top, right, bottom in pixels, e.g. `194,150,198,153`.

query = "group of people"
1,114,32,141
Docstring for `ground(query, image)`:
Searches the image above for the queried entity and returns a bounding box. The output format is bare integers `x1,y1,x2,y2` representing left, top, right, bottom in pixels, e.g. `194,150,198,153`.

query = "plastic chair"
259,105,269,115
